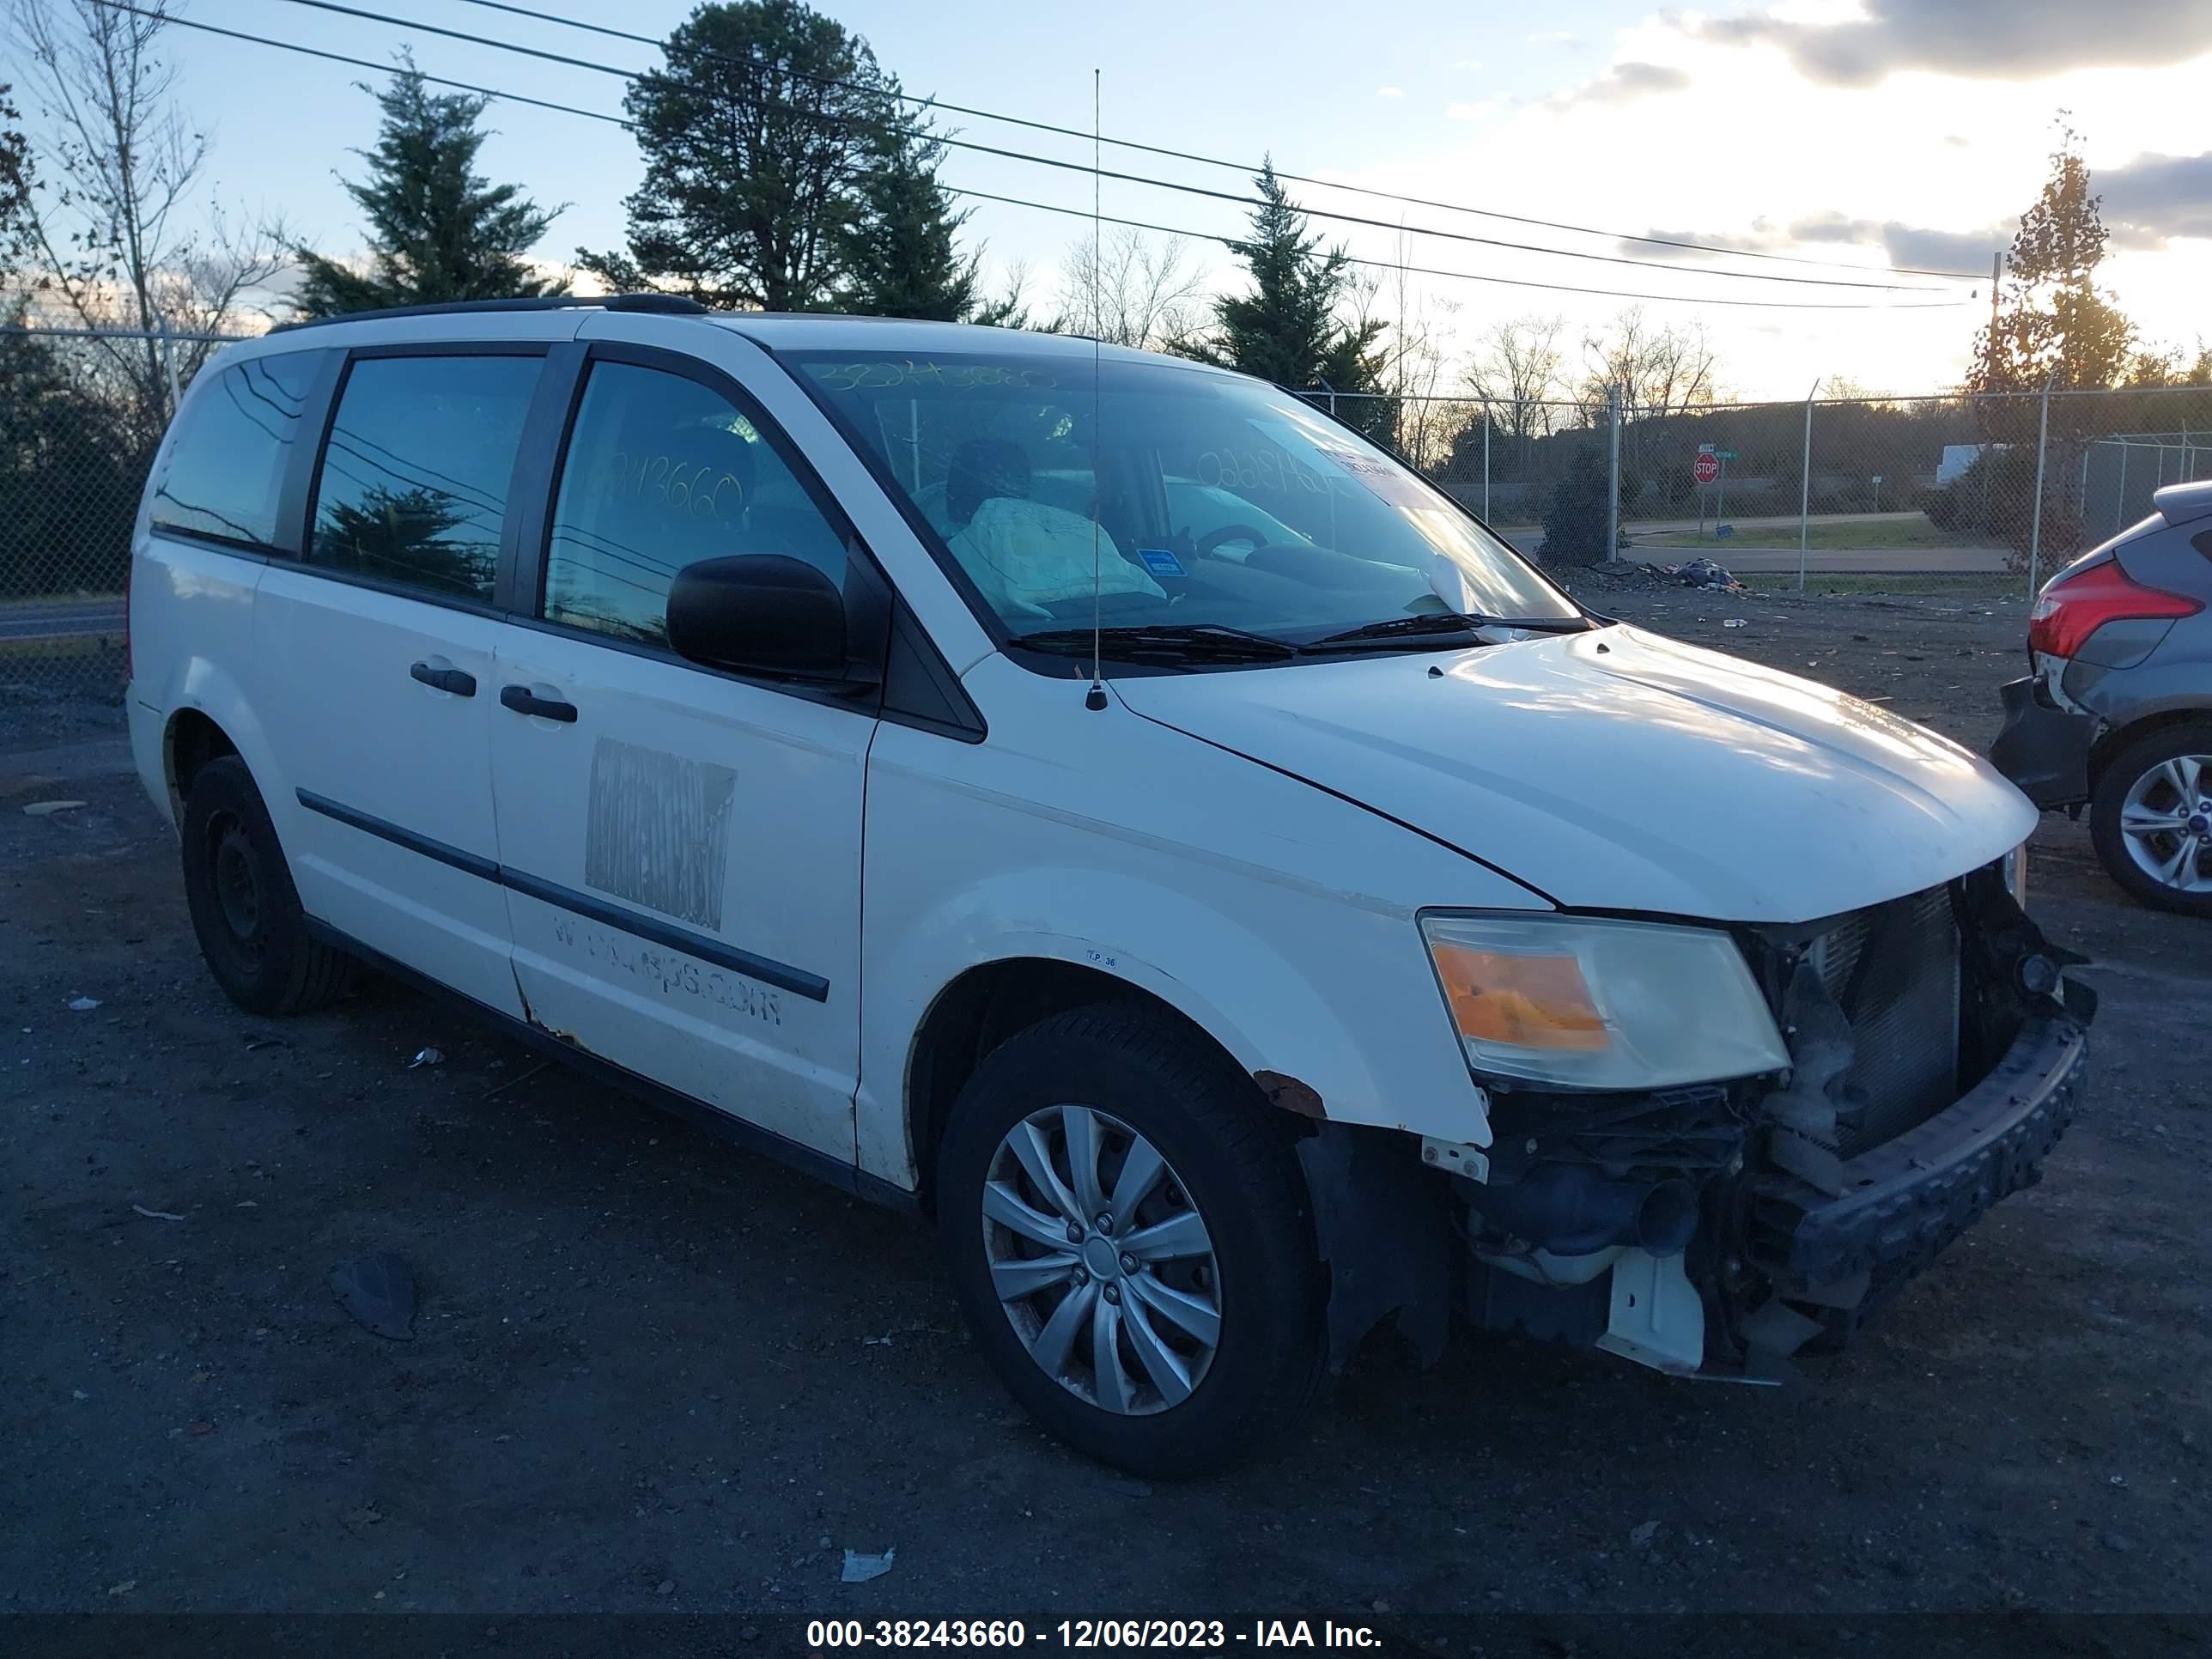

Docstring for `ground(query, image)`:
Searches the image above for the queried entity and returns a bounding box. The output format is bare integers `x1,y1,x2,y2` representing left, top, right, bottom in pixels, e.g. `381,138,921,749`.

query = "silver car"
1992,479,2212,915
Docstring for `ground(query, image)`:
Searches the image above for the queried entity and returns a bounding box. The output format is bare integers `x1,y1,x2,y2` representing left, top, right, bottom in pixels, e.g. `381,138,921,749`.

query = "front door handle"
410,660,477,697
500,684,578,723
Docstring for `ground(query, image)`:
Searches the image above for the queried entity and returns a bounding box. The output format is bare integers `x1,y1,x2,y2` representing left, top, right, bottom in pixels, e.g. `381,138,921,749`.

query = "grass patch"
1638,517,1992,552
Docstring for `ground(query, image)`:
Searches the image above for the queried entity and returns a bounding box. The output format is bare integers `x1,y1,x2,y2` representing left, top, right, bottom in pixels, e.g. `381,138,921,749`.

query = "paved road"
1504,532,2008,574
0,599,127,643
1657,544,2009,574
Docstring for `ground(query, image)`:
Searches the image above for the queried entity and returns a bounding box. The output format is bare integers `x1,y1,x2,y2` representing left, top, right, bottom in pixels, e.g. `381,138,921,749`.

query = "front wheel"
2088,722,2212,917
936,1004,1324,1477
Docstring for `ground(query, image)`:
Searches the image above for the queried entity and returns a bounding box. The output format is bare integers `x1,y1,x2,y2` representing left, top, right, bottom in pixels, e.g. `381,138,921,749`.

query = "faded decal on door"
583,738,736,929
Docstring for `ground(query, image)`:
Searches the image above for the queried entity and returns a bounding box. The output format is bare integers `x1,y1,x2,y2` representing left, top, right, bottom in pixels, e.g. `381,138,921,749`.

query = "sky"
33,0,2212,399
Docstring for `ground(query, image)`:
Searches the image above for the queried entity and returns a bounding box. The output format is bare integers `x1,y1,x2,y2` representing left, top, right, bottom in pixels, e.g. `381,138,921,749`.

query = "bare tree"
1350,234,1468,468
1467,314,1568,463
12,0,287,422
1577,306,1719,423
1054,227,1206,352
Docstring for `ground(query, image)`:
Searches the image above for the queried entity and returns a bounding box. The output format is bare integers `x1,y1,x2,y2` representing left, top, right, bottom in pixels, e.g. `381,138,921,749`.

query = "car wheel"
936,1003,1325,1478
180,756,357,1014
2088,721,2212,917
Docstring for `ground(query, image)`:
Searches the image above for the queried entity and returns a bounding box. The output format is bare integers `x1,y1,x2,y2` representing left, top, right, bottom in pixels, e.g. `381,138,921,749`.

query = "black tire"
936,1003,1325,1478
2088,720,2212,918
179,755,357,1015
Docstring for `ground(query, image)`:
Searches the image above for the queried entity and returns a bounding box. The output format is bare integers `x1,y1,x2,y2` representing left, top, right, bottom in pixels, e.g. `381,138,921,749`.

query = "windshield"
789,350,1581,659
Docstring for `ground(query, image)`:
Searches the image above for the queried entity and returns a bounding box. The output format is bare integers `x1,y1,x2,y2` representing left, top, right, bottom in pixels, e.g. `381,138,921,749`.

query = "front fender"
857,866,1492,1187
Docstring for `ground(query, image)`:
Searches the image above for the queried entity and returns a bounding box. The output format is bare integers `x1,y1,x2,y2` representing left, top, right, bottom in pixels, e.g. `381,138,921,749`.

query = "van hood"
1113,624,2035,923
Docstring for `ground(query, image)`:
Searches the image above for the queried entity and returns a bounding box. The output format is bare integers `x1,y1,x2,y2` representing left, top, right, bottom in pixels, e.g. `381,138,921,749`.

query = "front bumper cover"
1775,1012,2087,1289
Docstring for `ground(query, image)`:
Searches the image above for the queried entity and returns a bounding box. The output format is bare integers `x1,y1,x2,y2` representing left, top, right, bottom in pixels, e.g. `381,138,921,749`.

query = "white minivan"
128,296,2094,1474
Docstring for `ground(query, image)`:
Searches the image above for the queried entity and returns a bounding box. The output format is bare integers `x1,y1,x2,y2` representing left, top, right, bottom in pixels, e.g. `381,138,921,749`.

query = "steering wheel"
1194,524,1272,560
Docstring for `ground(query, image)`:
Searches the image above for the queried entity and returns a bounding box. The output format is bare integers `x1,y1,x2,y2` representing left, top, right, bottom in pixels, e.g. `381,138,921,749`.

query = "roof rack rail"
271,292,709,332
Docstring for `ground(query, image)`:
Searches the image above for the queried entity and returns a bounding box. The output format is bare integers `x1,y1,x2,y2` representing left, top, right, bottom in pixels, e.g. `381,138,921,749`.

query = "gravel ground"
3,587,2209,1642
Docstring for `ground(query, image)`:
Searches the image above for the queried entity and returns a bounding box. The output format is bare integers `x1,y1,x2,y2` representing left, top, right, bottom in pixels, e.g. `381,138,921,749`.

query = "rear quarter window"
149,353,324,548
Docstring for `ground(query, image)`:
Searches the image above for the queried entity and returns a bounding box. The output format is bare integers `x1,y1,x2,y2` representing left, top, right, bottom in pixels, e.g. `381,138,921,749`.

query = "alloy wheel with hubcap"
981,1103,1222,1414
2090,722,2212,917
936,1003,1326,1476
2117,751,2212,896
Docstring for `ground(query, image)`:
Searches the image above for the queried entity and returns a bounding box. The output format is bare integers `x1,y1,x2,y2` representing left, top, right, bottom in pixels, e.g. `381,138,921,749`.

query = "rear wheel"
2089,721,2212,917
180,756,356,1014
936,1004,1324,1477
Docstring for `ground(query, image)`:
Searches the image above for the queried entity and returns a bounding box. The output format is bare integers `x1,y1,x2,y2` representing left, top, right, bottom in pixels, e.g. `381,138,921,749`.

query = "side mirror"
666,554,850,680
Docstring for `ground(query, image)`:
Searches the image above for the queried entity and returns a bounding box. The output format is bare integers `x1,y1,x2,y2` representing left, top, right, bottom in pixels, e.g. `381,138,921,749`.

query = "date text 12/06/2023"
804,1619,1385,1650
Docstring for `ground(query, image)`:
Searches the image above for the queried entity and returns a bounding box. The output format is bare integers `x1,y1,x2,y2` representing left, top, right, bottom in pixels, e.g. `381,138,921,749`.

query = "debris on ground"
1630,1520,1663,1550
841,1548,896,1583
24,800,88,817
1658,557,1745,592
407,1047,444,1069
69,995,101,1011
1723,618,1748,629
330,1253,416,1341
131,1204,185,1222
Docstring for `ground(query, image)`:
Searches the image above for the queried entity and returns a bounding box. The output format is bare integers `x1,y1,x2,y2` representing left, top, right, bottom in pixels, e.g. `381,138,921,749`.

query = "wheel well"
166,709,238,814
2087,708,2212,793
904,958,1249,1214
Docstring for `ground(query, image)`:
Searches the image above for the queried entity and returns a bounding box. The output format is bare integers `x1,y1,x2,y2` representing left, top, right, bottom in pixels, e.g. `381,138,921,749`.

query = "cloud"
1454,58,1483,70
1556,61,1692,106
1376,86,1405,99
2099,149,2212,246
1615,228,1775,261
1786,211,2012,272
1447,100,1501,121
1694,0,2212,87
1613,213,2012,273
1527,30,1582,46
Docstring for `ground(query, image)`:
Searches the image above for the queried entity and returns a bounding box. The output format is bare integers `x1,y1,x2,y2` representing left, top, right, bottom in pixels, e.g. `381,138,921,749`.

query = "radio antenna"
1085,66,1108,713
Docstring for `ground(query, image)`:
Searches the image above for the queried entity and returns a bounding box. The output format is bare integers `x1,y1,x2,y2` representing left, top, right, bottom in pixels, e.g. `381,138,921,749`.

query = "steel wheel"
981,1103,1222,1415
2118,751,2212,896
208,811,267,963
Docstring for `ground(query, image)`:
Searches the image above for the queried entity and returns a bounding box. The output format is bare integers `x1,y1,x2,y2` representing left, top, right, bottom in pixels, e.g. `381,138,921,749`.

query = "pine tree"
294,59,562,319
1194,161,1383,392
580,0,889,312
839,108,985,322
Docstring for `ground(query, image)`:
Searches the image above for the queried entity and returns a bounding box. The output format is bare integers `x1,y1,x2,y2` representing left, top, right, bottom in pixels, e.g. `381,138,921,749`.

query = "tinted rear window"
150,353,323,547
308,354,541,601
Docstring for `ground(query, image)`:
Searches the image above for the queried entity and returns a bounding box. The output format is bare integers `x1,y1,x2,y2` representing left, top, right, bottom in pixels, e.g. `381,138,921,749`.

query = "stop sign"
1693,452,1721,486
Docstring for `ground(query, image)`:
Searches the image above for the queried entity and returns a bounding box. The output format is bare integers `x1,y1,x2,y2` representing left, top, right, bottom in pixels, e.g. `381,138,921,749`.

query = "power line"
946,187,1966,311
258,0,1951,293
444,0,1984,284
99,3,1968,312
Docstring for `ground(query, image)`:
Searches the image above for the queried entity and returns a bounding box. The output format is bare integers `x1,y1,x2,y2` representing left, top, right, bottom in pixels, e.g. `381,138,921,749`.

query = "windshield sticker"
805,360,1060,392
1136,547,1188,578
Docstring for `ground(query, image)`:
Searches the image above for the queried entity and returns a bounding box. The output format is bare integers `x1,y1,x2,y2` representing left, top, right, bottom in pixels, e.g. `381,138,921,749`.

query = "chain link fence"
3,319,256,708
8,319,2212,707
1322,382,2212,594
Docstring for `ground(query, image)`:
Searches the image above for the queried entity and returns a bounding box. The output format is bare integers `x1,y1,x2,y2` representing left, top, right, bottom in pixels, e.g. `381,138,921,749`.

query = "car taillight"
2027,559,2202,660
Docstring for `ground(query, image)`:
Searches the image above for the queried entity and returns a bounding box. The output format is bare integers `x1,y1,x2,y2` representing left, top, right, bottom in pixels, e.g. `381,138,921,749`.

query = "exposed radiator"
1808,884,1961,1155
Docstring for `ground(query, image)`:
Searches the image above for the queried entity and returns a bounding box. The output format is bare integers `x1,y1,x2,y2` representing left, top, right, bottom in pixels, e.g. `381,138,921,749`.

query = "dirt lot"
3,583,2209,1641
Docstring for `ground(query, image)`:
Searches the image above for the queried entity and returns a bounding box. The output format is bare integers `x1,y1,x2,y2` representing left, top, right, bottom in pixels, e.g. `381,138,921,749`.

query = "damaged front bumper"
1773,1012,2086,1292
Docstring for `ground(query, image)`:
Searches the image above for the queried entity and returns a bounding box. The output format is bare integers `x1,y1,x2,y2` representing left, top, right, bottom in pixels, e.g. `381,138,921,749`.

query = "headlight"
1420,912,1790,1091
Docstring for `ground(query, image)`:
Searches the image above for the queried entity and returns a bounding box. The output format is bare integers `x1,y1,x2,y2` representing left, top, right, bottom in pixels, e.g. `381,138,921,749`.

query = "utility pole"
1987,251,2002,368
1606,384,1621,560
